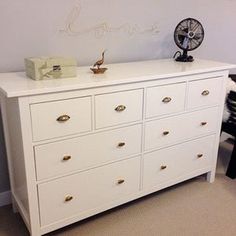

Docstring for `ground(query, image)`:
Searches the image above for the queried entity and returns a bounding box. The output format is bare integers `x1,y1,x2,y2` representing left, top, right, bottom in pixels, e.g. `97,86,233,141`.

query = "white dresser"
0,59,234,236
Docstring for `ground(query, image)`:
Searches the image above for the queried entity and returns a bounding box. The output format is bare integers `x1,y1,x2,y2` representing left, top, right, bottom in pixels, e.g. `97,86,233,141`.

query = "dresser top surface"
0,58,235,98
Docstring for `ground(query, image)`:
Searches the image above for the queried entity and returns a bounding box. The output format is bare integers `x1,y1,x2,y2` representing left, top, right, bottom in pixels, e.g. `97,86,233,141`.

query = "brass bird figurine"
91,50,108,74
93,50,106,69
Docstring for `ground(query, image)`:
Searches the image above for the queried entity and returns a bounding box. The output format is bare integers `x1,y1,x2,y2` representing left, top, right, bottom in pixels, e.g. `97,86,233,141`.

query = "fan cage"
174,18,204,52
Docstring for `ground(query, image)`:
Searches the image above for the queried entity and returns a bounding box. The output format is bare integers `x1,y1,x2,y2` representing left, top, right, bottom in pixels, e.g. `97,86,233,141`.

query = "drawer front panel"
95,89,143,129
187,77,223,109
143,135,215,189
31,97,92,141
145,107,218,150
38,157,140,226
35,124,142,180
146,83,186,118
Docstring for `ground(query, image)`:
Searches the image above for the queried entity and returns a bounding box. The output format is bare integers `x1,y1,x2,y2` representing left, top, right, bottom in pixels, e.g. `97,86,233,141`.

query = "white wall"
0,0,236,199
1,0,236,72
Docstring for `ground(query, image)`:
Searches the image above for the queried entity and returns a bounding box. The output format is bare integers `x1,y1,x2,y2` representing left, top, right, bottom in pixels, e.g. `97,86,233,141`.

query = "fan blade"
188,19,192,32
177,30,188,36
189,38,198,48
193,33,203,40
192,22,200,32
183,37,189,49
189,38,202,49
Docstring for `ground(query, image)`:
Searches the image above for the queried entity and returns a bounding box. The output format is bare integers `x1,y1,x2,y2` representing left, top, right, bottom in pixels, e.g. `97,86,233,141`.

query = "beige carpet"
0,140,236,236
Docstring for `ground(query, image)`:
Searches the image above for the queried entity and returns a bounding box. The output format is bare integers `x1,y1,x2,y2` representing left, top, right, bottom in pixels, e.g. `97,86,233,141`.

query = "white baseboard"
0,190,11,207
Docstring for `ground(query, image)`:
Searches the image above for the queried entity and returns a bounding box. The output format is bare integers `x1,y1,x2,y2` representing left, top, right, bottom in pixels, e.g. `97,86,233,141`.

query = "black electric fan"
174,18,204,62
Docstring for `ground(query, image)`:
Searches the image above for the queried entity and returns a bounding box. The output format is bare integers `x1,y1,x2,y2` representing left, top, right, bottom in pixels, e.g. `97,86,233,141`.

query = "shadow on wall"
0,108,10,193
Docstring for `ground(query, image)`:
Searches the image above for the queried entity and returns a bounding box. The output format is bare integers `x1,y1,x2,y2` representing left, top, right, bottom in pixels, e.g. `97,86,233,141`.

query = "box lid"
26,57,77,67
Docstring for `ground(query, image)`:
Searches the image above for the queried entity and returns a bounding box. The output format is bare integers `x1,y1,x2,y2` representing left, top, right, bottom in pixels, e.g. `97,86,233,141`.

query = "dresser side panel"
206,71,229,182
17,97,41,235
6,98,30,217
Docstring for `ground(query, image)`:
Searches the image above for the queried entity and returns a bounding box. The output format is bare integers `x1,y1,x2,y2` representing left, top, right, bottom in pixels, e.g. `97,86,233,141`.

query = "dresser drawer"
35,124,142,180
38,157,140,226
31,97,92,141
145,107,218,150
143,135,214,189
187,77,223,109
146,83,186,118
95,89,143,129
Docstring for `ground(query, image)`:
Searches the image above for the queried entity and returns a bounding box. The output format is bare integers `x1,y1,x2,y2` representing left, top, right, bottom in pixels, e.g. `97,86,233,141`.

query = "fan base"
175,54,194,62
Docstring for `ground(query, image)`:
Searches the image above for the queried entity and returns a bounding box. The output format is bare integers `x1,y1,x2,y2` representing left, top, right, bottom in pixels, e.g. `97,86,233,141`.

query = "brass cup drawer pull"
63,155,72,161
65,195,73,202
163,131,170,136
197,154,203,158
117,179,125,185
201,121,207,126
115,105,126,112
161,165,167,170
57,114,71,122
117,142,126,148
202,90,210,96
162,97,172,103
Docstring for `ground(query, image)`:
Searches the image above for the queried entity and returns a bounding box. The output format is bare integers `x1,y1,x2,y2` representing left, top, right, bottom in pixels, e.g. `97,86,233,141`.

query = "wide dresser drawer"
35,124,142,180
143,135,215,189
38,157,140,226
31,97,92,141
145,107,218,150
95,89,143,129
187,77,222,109
146,82,186,118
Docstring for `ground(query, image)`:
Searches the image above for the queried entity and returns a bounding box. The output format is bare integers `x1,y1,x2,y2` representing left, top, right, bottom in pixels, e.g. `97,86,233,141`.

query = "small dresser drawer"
145,107,218,150
187,77,223,109
146,82,186,118
31,97,92,141
95,89,143,129
35,124,142,180
38,157,140,226
143,136,214,189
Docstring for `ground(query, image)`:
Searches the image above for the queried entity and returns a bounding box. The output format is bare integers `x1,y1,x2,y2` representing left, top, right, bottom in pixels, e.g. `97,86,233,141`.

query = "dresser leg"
30,228,41,236
206,170,215,183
